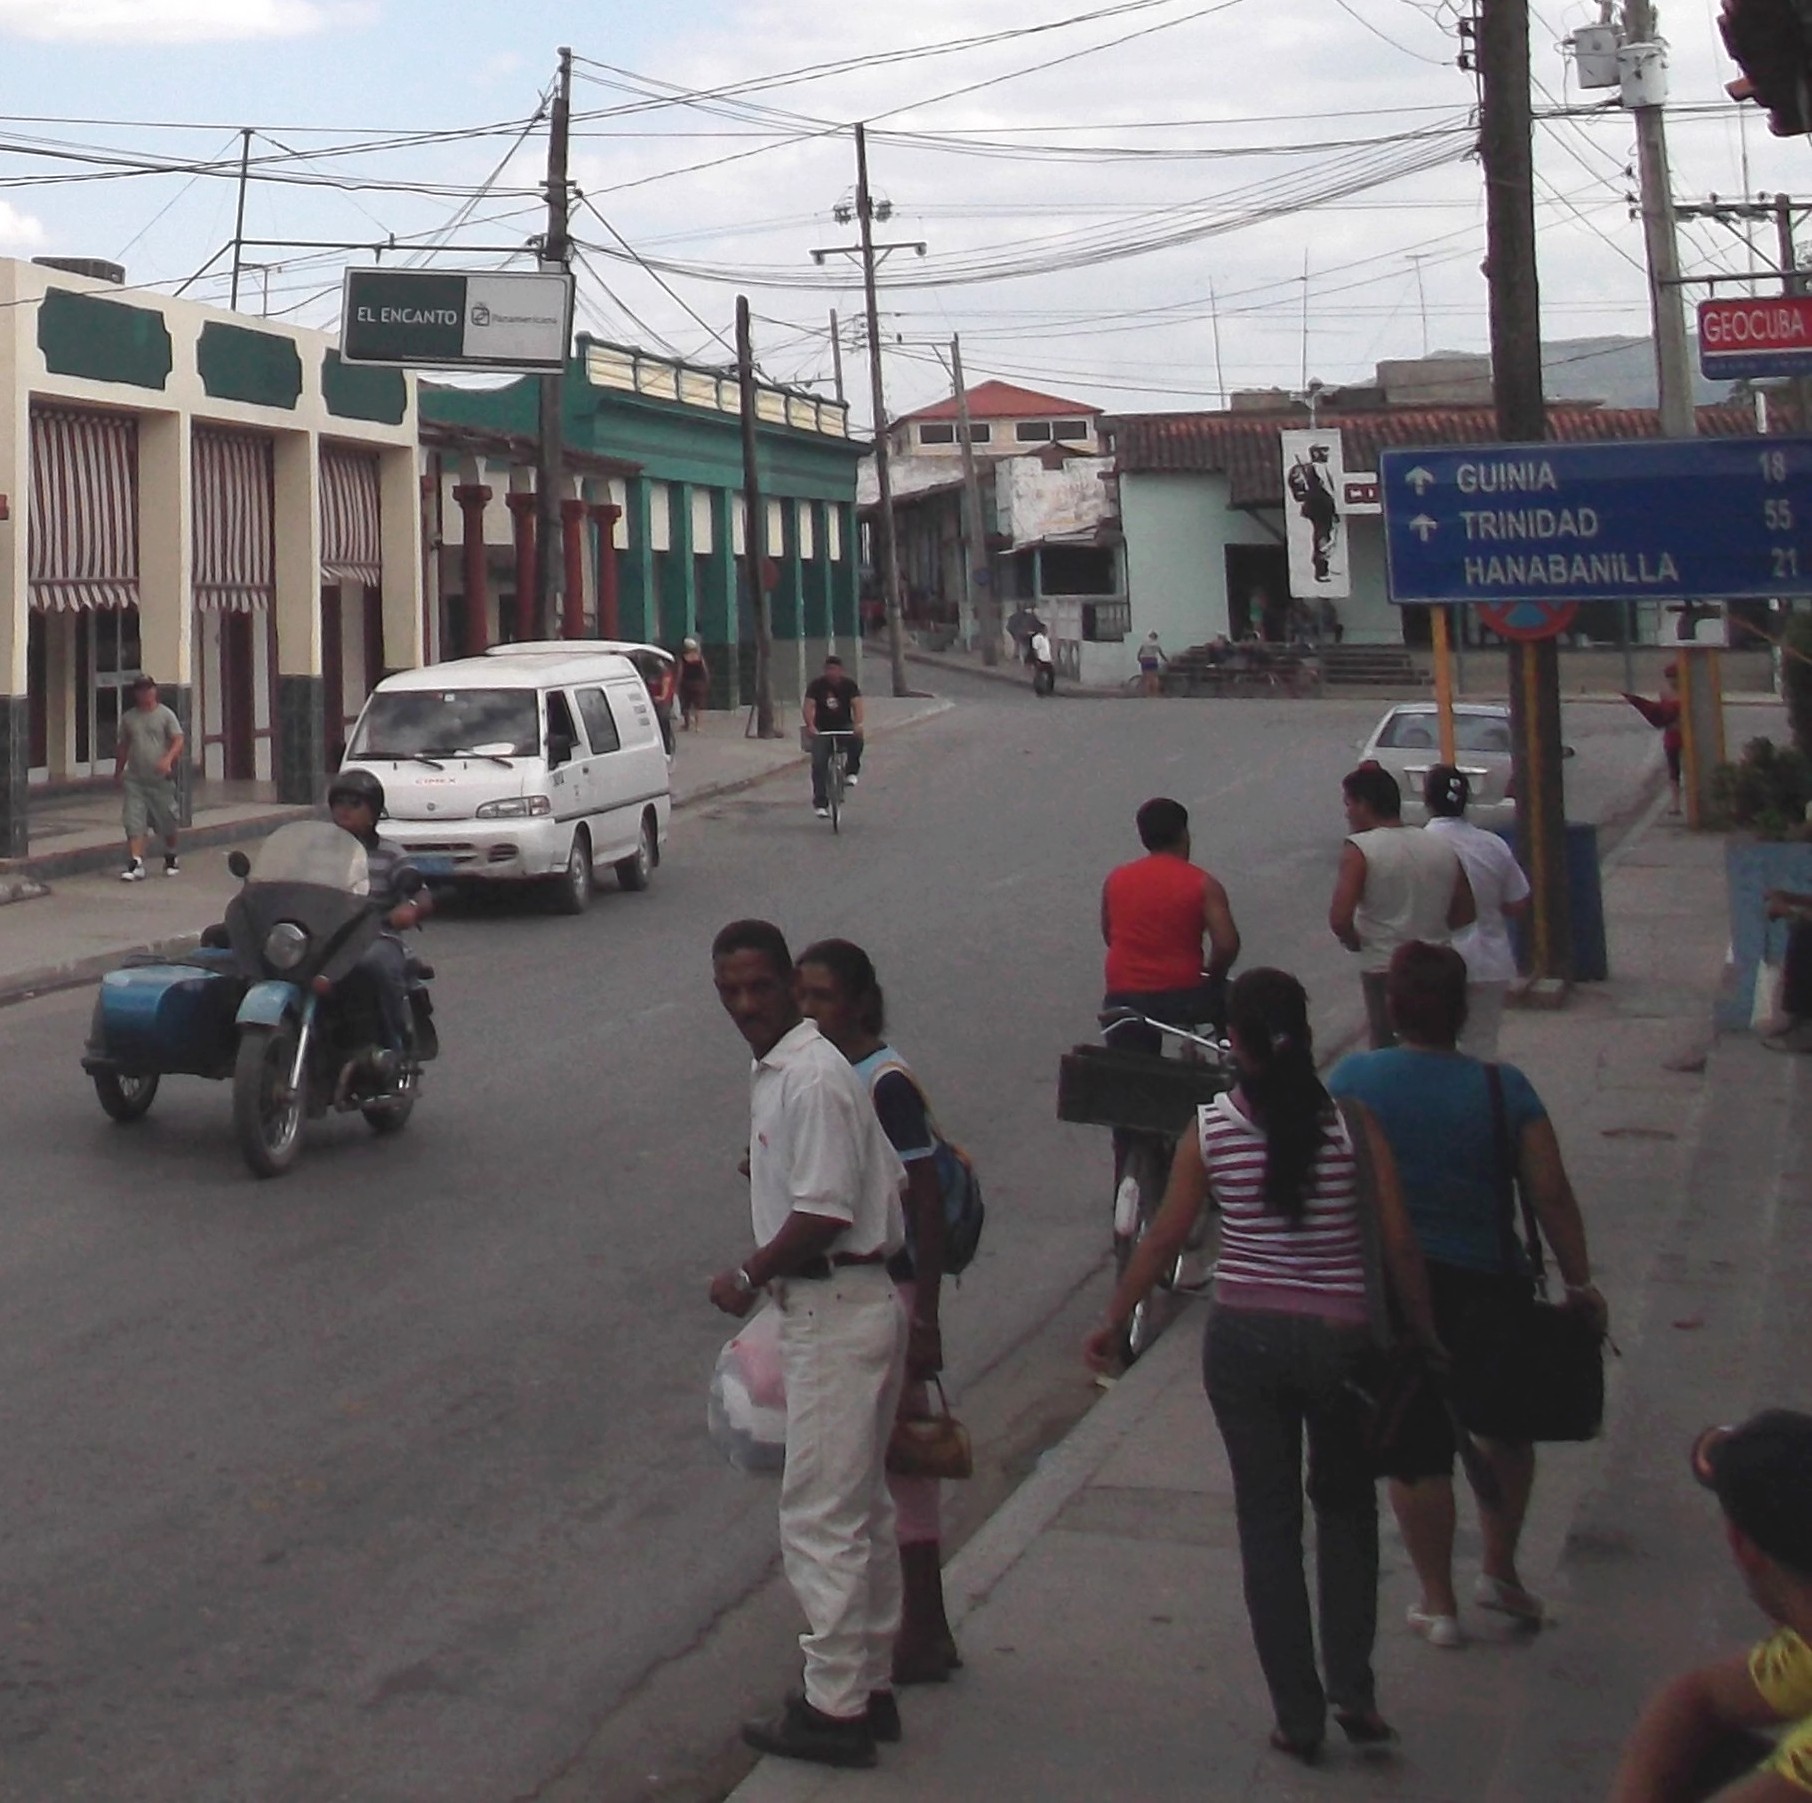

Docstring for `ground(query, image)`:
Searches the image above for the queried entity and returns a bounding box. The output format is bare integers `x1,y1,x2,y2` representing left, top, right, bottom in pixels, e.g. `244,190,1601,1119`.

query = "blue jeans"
1203,1303,1380,1743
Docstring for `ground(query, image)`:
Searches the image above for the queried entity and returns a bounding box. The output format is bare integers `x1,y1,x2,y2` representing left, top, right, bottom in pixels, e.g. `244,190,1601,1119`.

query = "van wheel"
551,830,592,914
615,813,655,892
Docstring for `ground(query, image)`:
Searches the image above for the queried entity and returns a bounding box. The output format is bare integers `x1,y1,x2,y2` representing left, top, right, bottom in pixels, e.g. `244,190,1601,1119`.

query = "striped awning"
320,446,381,588
193,428,275,613
28,407,139,612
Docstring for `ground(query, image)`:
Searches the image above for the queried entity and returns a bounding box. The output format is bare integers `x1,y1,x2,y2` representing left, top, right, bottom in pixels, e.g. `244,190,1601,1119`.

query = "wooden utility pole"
829,309,845,405
738,297,779,738
950,335,999,665
855,123,910,697
1625,0,1695,438
537,47,574,637
1480,0,1573,985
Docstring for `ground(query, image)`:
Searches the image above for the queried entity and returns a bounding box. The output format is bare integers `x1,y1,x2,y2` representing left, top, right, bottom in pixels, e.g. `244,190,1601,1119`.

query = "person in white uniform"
1422,765,1531,1058
1329,763,1475,1048
709,918,910,1770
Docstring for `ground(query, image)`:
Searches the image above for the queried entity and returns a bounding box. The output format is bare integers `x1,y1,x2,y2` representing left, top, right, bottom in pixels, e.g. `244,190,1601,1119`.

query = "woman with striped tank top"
1086,968,1441,1762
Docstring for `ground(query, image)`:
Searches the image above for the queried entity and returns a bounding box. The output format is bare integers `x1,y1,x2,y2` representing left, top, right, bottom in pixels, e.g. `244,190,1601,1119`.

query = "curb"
0,701,957,1012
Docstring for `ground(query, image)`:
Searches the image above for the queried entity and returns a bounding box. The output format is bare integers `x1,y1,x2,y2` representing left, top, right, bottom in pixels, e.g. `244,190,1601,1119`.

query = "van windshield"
350,690,539,759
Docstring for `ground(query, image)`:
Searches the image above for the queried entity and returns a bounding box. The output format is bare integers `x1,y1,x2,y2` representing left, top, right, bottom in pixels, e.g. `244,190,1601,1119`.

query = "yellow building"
0,257,422,858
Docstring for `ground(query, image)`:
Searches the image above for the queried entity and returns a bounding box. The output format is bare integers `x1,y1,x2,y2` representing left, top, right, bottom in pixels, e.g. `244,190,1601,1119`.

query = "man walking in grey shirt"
114,675,184,881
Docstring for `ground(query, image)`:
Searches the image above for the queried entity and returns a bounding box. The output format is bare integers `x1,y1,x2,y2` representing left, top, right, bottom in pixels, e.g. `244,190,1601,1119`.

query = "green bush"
1710,735,1812,839
1785,611,1812,762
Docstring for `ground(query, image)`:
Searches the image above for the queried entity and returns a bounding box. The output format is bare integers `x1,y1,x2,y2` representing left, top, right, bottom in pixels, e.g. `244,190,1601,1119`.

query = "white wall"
1119,470,1282,648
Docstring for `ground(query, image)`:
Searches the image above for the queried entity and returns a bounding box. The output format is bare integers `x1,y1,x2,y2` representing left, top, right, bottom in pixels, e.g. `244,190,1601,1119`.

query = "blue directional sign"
1381,437,1812,604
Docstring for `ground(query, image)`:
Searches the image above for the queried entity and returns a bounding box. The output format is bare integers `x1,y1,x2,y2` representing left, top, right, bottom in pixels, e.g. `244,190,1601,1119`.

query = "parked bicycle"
1058,1003,1234,1361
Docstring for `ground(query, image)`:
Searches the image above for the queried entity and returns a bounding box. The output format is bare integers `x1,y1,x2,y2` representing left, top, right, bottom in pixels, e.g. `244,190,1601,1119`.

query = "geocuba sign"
338,269,574,373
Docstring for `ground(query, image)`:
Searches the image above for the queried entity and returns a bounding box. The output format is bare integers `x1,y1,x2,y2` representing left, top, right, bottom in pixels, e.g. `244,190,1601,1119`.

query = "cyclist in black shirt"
802,654,865,817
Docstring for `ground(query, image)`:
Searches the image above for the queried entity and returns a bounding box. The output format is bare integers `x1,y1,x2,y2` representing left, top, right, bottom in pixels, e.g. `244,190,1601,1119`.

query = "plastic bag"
706,1304,787,1474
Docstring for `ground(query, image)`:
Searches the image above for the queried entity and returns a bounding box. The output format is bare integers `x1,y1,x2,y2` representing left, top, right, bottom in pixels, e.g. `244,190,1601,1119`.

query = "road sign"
1380,436,1812,605
339,269,574,372
1477,600,1579,641
1698,296,1812,380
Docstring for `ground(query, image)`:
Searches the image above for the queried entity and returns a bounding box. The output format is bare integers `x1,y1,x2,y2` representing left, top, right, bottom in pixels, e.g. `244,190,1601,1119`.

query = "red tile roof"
902,379,1102,425
1105,401,1779,507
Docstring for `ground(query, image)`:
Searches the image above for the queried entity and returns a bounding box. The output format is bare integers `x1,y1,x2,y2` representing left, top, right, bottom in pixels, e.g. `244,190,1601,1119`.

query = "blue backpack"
865,1057,986,1276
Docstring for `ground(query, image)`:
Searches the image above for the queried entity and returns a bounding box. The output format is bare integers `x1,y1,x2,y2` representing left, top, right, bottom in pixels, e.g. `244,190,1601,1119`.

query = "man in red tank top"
1100,797,1241,1053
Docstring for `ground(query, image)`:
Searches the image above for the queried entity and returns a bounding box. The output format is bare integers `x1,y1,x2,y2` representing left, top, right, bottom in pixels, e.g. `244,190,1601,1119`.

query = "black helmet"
327,767,386,816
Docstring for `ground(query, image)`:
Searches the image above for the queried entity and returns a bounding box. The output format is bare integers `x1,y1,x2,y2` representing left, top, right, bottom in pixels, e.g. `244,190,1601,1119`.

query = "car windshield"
349,689,539,759
1377,713,1513,756
249,822,370,893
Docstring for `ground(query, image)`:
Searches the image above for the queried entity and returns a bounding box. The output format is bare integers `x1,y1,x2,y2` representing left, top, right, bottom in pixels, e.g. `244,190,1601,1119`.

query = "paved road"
0,680,1660,1801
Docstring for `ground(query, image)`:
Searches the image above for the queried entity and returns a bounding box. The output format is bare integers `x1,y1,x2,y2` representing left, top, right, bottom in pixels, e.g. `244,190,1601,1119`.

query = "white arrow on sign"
1405,466,1437,495
1409,514,1439,542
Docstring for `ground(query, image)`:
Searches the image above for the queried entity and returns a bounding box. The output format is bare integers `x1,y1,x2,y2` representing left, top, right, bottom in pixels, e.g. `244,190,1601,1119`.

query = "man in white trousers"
709,918,910,1770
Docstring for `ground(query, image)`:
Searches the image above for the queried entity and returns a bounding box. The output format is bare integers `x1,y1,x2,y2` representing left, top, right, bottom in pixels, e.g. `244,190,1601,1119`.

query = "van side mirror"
227,850,251,879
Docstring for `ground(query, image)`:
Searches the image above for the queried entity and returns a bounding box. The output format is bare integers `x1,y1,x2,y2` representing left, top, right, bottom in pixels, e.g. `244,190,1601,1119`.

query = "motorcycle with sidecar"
80,821,438,1177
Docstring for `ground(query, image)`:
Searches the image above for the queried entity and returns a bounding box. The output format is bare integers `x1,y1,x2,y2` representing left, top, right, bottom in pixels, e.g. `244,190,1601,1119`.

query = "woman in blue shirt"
1327,942,1608,1651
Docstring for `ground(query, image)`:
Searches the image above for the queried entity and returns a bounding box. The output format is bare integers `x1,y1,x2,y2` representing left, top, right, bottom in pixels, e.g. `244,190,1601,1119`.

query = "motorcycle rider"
325,769,430,1067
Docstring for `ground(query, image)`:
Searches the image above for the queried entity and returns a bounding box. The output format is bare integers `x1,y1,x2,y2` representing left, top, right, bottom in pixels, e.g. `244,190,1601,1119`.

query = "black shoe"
866,1689,901,1743
741,1694,877,1769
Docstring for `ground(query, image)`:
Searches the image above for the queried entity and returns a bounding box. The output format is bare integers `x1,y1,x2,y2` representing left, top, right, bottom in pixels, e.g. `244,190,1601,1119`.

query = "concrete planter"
1717,836,1812,1029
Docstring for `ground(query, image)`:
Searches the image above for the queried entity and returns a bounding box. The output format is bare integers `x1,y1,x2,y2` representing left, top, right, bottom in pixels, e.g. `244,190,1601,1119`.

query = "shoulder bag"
887,1377,974,1481
1448,1068,1605,1443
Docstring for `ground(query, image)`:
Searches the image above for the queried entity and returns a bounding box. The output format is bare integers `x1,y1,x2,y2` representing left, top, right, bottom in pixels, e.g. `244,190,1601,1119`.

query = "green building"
419,336,865,708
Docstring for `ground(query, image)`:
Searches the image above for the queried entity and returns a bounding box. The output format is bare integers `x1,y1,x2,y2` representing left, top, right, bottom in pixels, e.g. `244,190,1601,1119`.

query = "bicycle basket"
1056,1044,1231,1136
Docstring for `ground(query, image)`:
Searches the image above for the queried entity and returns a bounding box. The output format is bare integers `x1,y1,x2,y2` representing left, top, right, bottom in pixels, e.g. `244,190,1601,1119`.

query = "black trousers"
1785,920,1812,1019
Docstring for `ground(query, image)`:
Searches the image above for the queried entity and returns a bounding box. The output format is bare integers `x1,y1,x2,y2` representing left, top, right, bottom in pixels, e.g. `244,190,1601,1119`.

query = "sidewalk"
0,696,948,1007
730,804,1807,1802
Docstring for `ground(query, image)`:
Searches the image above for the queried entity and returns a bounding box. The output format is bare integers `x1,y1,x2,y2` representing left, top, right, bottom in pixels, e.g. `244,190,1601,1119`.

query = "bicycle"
814,729,856,834
1057,1006,1234,1362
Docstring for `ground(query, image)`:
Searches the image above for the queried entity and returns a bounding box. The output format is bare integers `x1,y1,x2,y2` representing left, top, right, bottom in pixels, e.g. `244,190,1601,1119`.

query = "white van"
341,650,671,913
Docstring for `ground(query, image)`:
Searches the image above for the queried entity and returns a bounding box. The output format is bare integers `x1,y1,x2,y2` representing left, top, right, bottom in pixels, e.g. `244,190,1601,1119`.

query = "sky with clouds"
0,0,1804,422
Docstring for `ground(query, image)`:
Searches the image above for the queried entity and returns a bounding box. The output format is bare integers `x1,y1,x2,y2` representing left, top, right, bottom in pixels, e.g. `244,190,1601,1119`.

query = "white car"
1358,702,1519,828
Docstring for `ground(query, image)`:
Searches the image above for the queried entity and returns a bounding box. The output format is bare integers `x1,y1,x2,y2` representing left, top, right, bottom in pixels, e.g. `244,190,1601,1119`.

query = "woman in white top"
1085,968,1439,1762
1422,765,1531,1059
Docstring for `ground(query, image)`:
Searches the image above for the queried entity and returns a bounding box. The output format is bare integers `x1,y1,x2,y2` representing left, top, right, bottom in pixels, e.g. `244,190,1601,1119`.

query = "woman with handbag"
796,939,963,1686
1085,968,1441,1762
1327,940,1610,1651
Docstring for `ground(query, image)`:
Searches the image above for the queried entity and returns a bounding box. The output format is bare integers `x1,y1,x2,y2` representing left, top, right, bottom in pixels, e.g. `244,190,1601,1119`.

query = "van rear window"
350,690,539,759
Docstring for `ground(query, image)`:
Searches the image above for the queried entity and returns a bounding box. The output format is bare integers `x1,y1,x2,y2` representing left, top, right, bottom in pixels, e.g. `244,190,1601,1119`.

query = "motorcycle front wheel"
94,1070,160,1123
233,1024,304,1178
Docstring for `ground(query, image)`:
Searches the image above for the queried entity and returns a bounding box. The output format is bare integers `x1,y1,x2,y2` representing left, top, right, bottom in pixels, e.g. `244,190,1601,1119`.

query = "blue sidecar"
81,947,245,1121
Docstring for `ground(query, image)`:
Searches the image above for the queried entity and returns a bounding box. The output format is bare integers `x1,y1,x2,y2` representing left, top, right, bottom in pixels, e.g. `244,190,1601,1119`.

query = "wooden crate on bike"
1056,1044,1231,1138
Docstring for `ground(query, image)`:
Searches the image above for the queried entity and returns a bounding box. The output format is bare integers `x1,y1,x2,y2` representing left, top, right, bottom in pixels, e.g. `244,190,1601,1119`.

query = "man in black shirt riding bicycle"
803,655,865,819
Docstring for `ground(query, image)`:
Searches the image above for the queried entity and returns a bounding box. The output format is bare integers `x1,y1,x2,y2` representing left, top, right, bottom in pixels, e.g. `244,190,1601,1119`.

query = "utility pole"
1480,0,1573,986
950,335,999,665
537,47,574,638
738,297,779,738
808,126,925,695
229,128,252,311
1625,0,1696,438
856,123,909,697
829,309,845,406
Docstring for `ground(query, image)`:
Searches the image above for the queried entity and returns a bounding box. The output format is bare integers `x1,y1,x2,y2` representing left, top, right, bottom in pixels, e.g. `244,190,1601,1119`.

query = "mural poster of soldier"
1280,428,1351,600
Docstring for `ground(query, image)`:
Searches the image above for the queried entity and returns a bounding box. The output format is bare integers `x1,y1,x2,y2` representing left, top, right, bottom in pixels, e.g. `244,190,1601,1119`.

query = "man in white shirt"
1329,763,1475,1048
1028,627,1055,697
1422,765,1531,1057
710,918,910,1770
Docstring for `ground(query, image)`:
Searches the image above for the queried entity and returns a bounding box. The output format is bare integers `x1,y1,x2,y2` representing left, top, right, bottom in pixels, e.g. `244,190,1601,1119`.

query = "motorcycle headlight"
475,795,552,819
263,922,310,972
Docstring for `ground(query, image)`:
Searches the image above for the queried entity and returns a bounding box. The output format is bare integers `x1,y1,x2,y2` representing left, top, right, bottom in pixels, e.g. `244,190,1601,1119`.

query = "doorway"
72,606,143,776
1224,544,1290,641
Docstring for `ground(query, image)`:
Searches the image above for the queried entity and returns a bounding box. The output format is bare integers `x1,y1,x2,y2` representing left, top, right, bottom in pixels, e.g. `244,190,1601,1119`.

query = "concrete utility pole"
1625,0,1696,438
829,309,845,405
737,297,779,739
1480,0,1574,986
537,46,574,638
855,124,911,697
950,335,999,665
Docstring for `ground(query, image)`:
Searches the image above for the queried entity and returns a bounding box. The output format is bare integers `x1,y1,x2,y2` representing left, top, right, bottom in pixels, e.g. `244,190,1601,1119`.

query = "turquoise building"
419,336,865,708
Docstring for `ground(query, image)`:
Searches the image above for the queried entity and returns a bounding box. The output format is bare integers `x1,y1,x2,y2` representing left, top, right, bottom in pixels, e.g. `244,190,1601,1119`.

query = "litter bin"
1492,822,1609,983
